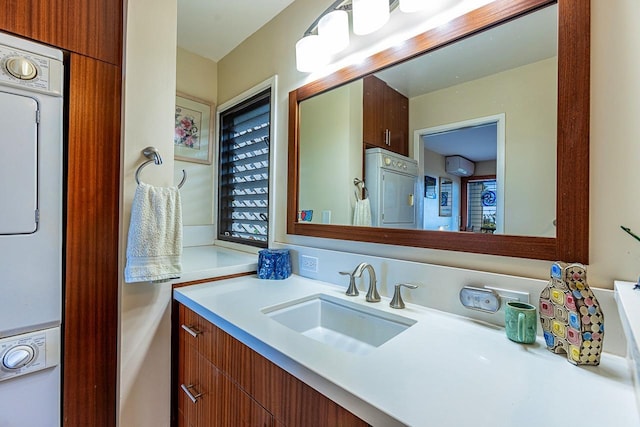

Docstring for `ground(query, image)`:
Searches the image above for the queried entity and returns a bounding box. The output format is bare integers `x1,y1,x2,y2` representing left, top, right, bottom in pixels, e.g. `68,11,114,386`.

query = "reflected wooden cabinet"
363,75,409,156
174,303,369,427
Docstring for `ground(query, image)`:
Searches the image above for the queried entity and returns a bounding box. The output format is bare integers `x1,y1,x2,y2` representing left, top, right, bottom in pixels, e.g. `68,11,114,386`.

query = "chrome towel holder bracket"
135,146,187,189
353,177,369,200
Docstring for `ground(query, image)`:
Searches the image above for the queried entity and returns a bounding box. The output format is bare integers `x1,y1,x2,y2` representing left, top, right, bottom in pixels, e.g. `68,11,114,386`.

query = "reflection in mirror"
298,4,558,238
299,80,363,226
422,115,505,234
289,0,590,262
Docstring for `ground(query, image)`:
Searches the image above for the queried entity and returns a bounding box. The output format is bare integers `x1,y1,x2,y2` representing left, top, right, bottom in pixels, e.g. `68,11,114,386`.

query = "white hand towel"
353,198,372,226
125,183,183,283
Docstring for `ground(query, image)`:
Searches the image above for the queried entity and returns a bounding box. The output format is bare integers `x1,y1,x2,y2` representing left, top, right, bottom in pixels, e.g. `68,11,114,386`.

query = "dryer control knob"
5,57,38,80
384,157,392,166
3,345,35,370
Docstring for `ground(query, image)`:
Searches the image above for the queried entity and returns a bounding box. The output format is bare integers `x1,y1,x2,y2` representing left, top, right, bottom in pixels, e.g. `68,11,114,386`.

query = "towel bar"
135,146,187,189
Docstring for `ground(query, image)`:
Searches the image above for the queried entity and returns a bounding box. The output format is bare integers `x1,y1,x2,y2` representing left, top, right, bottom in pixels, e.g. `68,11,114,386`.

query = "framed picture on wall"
174,92,214,164
424,175,437,199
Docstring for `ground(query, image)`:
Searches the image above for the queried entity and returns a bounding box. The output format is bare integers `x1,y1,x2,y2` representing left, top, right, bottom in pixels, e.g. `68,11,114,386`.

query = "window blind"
218,88,271,247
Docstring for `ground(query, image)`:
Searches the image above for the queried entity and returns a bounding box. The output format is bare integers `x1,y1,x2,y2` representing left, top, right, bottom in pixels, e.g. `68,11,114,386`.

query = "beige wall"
423,149,461,231
119,0,177,426
175,48,217,226
591,0,640,284
410,58,557,236
299,80,363,225
217,0,640,287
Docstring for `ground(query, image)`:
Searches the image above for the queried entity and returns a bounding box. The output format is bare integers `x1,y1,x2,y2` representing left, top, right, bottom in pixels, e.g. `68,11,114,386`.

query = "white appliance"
365,148,418,228
445,155,475,177
0,32,63,426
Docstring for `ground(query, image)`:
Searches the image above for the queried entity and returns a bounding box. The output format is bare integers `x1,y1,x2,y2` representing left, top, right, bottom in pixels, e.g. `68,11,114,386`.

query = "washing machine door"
381,169,416,227
0,91,38,235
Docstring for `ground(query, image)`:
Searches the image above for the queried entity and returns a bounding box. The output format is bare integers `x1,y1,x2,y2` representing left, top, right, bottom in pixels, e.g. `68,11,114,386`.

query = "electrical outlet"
300,255,318,273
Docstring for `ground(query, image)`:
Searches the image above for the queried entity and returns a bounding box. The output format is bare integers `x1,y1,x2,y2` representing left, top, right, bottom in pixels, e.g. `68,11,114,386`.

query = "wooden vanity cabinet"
174,303,369,427
177,304,272,426
362,75,409,156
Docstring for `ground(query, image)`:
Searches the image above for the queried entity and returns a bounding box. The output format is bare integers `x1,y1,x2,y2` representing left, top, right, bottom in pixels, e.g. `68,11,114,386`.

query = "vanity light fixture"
352,0,390,35
318,10,350,53
296,0,429,72
295,34,330,73
399,0,430,12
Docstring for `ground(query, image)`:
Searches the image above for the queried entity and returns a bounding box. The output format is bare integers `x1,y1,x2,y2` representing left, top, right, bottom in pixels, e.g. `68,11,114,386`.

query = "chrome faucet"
353,262,380,302
339,262,380,302
338,269,359,297
390,283,418,309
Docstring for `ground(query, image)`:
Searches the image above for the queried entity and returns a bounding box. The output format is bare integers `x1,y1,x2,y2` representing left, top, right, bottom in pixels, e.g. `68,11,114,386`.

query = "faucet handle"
390,283,418,309
339,271,359,297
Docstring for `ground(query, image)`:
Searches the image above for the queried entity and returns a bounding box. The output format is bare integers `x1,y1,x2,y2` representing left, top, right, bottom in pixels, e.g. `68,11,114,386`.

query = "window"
217,87,271,248
463,177,497,233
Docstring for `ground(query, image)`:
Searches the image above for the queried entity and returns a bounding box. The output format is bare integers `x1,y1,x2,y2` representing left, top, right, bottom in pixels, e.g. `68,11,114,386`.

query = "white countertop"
174,245,257,283
175,275,640,427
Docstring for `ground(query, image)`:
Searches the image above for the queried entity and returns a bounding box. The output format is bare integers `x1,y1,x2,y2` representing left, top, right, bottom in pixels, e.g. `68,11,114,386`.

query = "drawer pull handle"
181,324,201,338
181,384,202,403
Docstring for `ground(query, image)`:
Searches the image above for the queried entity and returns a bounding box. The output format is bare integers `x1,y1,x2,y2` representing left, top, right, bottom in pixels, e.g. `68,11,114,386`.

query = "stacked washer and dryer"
365,147,418,228
0,33,64,425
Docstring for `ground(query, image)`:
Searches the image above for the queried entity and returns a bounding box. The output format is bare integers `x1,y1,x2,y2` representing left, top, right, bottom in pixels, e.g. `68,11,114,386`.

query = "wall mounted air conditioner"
445,156,475,177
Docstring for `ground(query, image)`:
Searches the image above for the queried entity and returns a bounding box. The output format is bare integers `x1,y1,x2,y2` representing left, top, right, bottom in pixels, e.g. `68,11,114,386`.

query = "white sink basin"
262,294,416,355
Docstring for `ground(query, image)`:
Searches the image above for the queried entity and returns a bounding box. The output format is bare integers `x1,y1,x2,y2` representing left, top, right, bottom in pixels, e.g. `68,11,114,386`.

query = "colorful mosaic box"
539,262,604,366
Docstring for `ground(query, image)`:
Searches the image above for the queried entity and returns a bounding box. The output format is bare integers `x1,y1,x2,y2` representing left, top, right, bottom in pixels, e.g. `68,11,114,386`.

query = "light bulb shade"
318,10,350,53
352,0,390,35
399,0,429,13
296,35,330,72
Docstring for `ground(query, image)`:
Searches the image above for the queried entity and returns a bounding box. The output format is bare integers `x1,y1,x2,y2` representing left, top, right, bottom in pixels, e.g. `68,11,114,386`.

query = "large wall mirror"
288,0,589,262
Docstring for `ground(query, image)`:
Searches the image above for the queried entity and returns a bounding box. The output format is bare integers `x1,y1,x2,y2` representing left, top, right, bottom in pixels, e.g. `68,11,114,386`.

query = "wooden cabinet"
363,75,409,156
0,2,123,425
174,303,369,427
177,304,273,427
0,0,122,65
63,53,121,427
179,349,273,427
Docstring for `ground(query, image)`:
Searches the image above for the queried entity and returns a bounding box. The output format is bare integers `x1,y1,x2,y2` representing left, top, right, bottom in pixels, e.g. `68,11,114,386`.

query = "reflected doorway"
417,114,505,233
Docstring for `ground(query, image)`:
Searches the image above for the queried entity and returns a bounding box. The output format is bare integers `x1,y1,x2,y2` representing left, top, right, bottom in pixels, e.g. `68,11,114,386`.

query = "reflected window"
217,87,272,247
463,177,497,233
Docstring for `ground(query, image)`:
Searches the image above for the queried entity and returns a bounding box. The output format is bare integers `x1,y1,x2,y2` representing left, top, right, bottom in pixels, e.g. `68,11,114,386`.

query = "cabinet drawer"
200,353,273,426
178,304,208,349
177,340,202,427
175,304,368,427
251,351,368,427
199,320,253,393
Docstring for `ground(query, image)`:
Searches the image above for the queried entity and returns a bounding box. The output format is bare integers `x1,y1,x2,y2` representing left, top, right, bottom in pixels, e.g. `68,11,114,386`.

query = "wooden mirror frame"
287,0,589,262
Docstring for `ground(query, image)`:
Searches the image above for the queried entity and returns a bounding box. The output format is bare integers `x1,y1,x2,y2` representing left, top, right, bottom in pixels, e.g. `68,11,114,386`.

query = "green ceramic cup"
505,301,537,344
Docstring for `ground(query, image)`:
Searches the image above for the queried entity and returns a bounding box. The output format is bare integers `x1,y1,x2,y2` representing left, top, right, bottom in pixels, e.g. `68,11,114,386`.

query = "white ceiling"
378,4,558,163
423,123,497,162
177,0,296,62
376,4,558,98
